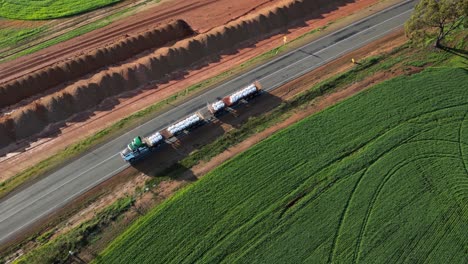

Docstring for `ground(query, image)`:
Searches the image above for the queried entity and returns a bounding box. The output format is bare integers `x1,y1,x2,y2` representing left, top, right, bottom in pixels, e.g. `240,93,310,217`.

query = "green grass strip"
15,196,134,264
0,27,46,50
0,0,123,20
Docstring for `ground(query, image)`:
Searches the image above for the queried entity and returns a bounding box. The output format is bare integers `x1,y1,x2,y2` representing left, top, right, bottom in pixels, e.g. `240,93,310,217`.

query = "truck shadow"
131,92,282,178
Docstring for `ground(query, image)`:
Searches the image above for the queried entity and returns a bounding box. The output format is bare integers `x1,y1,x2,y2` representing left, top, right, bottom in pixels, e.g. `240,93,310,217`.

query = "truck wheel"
129,158,136,163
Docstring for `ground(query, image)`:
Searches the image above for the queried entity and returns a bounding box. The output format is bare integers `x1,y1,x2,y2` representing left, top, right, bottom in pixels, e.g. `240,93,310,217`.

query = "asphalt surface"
0,0,417,245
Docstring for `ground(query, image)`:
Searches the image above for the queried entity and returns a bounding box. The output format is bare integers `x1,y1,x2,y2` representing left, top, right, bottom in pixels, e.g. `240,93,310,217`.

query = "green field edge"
0,0,124,20
0,0,165,62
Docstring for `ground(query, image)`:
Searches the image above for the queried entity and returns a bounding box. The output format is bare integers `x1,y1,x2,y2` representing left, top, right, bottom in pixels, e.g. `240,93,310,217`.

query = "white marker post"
275,36,288,55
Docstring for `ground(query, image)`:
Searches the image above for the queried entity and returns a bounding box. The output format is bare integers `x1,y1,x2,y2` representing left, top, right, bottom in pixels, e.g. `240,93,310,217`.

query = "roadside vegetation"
0,27,45,50
405,0,467,48
0,0,123,20
0,7,135,62
98,66,468,263
15,196,134,264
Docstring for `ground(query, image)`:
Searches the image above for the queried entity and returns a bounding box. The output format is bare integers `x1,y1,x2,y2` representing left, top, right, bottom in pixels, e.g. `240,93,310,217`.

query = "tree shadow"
440,45,468,60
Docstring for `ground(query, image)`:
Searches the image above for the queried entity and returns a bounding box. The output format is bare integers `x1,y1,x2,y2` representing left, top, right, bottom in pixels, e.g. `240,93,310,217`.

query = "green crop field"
0,27,44,49
0,0,122,20
98,67,468,263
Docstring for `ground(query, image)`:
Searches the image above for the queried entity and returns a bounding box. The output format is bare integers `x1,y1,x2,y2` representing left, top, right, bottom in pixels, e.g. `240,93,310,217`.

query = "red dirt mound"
0,20,194,109
0,0,355,147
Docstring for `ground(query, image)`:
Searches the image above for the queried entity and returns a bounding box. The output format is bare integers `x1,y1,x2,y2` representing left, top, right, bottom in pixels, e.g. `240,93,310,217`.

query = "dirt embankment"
0,0,354,148
0,20,194,109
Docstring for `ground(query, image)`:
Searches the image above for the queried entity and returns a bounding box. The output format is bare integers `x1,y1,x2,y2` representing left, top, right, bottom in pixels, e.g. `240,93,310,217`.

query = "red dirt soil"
0,20,194,109
0,0,393,182
0,0,284,84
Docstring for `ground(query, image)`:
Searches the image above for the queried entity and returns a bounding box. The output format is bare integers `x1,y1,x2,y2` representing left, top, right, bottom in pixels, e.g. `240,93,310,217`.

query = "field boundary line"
457,111,468,177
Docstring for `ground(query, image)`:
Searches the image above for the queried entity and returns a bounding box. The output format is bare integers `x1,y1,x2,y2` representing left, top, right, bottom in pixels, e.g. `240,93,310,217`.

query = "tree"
405,0,468,48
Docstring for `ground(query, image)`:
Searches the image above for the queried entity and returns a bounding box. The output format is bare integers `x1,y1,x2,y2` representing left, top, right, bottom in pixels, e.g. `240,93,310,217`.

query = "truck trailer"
223,81,262,107
120,81,262,163
161,111,205,138
208,81,262,115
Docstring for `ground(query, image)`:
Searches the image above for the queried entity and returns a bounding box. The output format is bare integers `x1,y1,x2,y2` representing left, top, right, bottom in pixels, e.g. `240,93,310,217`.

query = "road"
0,0,417,245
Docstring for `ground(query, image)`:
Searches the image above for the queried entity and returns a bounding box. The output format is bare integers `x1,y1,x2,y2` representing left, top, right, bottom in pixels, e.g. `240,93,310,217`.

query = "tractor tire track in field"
239,104,468,263
325,124,445,261
393,209,442,263
349,117,467,261
347,104,468,263
353,153,459,263
457,111,468,177
425,206,464,263
327,168,367,263
395,206,453,263
323,105,468,263
395,161,465,263
265,131,429,262
413,205,463,263
344,132,429,263
222,105,468,263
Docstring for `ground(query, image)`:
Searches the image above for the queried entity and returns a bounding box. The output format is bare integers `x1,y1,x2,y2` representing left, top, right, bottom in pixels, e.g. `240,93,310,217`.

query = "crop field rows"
0,0,122,20
90,67,468,263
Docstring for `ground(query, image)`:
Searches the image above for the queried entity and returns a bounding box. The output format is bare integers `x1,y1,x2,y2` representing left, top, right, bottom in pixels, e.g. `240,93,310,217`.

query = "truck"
120,82,262,163
120,132,164,163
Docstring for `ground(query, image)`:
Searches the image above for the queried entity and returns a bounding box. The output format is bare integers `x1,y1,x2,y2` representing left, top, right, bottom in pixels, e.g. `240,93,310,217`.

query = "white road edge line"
0,164,128,243
0,153,120,223
258,9,412,83
266,21,409,90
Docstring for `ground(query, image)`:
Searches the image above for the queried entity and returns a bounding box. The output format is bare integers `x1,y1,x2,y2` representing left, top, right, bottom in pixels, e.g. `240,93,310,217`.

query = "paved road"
0,0,417,245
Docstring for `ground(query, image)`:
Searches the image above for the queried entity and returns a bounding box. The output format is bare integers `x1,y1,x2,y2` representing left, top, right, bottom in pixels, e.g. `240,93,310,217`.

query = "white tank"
167,114,201,135
228,84,257,104
146,132,163,145
211,100,225,112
